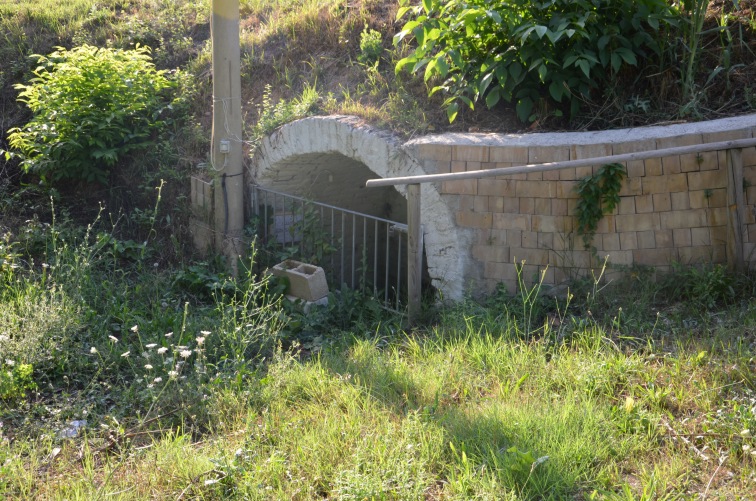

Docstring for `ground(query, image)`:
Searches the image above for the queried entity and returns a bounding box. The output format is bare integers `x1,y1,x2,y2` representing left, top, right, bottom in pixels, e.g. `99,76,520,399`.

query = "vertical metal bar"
362,218,367,292
373,220,378,297
300,199,305,258
396,228,402,311
340,212,345,288
384,224,390,305
407,183,422,325
330,208,335,284
351,213,356,288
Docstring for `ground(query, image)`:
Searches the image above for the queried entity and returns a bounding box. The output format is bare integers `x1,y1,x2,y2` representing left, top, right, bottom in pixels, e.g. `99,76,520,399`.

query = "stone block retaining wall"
405,116,756,293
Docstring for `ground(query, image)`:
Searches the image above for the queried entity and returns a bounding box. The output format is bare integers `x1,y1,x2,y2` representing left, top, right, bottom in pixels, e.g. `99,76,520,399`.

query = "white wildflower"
145,343,157,349
204,479,219,486
165,332,173,338
200,330,211,336
130,325,139,333
121,351,130,358
5,359,15,367
168,370,179,379
144,364,153,370
153,377,163,383
180,350,192,359
0,335,10,342
196,336,205,346
90,347,98,354
108,335,119,343
157,347,168,355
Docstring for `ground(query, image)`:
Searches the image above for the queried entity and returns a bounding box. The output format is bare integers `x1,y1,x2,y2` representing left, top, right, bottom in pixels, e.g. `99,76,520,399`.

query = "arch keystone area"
249,115,470,300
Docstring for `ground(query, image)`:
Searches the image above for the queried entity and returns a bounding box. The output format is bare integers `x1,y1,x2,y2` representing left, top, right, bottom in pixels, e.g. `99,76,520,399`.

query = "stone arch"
249,115,469,300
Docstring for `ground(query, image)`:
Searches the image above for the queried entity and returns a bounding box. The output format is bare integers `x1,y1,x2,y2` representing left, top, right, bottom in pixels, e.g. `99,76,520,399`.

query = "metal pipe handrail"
366,137,756,188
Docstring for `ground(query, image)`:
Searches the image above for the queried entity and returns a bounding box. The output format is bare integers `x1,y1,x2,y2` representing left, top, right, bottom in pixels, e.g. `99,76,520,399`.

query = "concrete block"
612,140,656,155
660,209,708,229
531,215,566,233
691,227,711,246
708,207,728,226
556,181,579,199
744,147,756,168
510,247,550,265
456,211,493,229
620,231,639,250
673,228,692,247
521,231,538,248
559,168,577,181
635,195,654,213
662,155,682,174
538,232,554,250
415,144,452,161
552,199,568,216
526,172,543,181
633,248,677,266
490,146,529,164
543,169,561,181
442,179,478,195
645,157,663,176
655,229,673,248
453,145,489,162
687,170,727,191
653,193,671,212
637,230,656,249
602,233,621,251
534,198,551,215
494,213,530,231
671,192,690,211
529,146,570,163
474,196,490,212
708,188,727,208
478,179,516,197
627,160,645,178
517,181,555,198
618,177,643,197
519,198,535,214
271,260,329,302
615,213,660,232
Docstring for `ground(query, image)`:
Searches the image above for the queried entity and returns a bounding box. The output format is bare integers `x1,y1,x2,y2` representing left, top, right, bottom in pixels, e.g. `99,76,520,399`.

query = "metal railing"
251,185,409,311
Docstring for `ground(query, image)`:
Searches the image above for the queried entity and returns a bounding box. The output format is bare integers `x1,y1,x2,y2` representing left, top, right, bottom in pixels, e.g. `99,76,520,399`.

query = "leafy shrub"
395,0,678,122
6,44,175,184
358,26,384,65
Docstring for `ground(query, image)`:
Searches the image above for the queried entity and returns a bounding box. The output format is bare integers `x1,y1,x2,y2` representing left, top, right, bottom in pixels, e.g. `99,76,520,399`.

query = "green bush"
6,44,175,184
395,0,678,122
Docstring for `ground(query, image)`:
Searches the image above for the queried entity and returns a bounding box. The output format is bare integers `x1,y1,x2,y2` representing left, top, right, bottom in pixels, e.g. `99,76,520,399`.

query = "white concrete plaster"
249,116,471,300
407,114,756,147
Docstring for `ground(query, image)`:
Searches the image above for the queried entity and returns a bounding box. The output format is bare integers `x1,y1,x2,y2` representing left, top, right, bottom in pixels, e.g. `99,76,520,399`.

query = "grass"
1,0,756,498
2,203,756,498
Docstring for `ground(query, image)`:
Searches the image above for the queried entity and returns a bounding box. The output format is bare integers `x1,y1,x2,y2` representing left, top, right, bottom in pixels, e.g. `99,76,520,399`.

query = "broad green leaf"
436,56,450,78
446,101,459,122
485,86,501,109
412,58,431,74
422,0,432,14
516,97,534,123
577,59,590,78
424,58,438,82
534,25,548,39
478,71,494,97
549,81,563,102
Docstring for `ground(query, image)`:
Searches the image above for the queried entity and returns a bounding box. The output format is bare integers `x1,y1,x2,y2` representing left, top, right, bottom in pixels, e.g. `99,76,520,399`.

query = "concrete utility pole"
211,0,244,272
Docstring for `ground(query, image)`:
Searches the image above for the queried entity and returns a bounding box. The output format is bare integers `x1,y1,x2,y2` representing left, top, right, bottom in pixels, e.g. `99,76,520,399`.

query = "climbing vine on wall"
575,163,626,251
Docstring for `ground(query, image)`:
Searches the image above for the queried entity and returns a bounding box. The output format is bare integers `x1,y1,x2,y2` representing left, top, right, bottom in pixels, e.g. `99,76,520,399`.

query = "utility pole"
211,0,243,273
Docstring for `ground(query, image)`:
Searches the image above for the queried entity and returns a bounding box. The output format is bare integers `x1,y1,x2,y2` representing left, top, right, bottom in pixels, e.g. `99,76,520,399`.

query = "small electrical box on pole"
211,0,243,273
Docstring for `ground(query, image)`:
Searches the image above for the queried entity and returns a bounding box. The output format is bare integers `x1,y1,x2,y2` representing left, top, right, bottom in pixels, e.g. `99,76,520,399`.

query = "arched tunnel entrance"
248,116,467,303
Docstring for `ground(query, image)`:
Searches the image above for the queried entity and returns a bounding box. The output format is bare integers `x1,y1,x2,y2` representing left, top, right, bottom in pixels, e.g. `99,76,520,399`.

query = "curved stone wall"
249,116,471,300
250,113,756,298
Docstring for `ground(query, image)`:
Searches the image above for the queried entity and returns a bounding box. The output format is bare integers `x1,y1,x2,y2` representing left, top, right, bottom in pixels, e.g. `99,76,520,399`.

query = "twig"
662,421,710,461
701,455,727,500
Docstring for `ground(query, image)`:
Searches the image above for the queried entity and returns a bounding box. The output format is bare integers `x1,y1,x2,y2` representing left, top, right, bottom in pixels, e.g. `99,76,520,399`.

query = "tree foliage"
395,0,678,122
